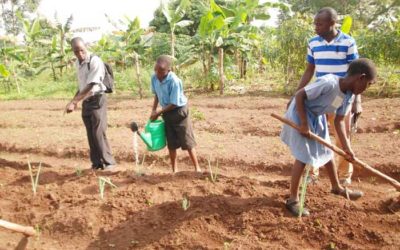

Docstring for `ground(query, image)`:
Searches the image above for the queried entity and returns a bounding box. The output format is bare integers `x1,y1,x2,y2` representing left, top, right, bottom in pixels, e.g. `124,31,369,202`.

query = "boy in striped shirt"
294,7,361,185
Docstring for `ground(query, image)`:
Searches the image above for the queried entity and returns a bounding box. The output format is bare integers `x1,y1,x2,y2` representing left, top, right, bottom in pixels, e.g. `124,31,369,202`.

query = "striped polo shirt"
307,30,359,77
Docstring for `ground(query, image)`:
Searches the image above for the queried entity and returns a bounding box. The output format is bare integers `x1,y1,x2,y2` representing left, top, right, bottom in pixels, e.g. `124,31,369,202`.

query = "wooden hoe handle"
271,113,400,192
0,219,36,237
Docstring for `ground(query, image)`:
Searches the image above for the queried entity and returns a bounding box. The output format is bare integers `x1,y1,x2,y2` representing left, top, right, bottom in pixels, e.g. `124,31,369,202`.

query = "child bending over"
281,58,377,217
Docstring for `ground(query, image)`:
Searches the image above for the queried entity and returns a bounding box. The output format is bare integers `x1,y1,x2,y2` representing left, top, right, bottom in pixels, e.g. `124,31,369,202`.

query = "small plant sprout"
28,161,42,196
191,107,205,121
207,157,218,183
182,196,190,211
134,154,146,176
298,165,311,218
75,165,83,177
224,241,230,250
98,177,117,200
34,224,41,240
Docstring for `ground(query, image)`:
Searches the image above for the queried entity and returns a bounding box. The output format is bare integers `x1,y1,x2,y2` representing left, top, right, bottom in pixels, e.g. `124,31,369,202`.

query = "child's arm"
294,89,310,137
334,114,355,159
150,95,177,120
150,95,160,120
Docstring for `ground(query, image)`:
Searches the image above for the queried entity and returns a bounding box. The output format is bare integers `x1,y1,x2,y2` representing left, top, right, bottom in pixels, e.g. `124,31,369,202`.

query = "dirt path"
0,96,399,249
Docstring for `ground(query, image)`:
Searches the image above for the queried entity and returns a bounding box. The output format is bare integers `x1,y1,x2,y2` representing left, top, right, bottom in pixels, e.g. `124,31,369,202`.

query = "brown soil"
0,96,399,249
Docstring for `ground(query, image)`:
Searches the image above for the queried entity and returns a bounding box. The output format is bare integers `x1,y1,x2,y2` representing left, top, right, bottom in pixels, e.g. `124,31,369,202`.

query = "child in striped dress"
281,58,377,217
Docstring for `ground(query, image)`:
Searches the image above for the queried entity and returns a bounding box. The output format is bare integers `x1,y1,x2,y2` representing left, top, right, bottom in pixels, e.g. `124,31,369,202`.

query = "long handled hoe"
0,219,36,236
271,113,400,191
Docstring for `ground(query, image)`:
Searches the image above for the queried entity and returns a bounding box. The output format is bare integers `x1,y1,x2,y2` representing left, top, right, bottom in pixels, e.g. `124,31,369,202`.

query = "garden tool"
130,119,166,151
271,113,400,192
0,219,36,237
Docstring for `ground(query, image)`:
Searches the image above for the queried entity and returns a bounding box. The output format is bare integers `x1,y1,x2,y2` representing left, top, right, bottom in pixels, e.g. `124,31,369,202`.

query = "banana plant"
52,14,74,76
198,0,229,93
99,15,152,98
161,0,193,62
0,41,26,94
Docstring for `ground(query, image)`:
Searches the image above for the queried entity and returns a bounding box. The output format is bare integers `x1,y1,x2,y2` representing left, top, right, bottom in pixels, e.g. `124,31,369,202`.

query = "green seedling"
75,165,83,177
224,242,230,250
314,219,323,228
191,107,205,121
98,177,117,200
145,199,153,206
298,165,311,218
28,161,42,196
182,196,190,211
34,224,41,240
328,242,336,250
207,158,218,183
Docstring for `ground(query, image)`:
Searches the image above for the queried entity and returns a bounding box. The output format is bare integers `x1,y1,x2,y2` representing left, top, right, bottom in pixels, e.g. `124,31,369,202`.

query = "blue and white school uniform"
280,74,354,167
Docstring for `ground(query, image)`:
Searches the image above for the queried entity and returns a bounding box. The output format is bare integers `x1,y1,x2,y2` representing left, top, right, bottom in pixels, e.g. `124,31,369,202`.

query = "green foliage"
0,0,41,35
0,0,400,99
267,13,313,94
150,0,212,36
191,107,206,121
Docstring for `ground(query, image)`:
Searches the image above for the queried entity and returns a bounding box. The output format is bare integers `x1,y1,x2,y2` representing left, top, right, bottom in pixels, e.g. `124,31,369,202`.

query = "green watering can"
130,119,166,151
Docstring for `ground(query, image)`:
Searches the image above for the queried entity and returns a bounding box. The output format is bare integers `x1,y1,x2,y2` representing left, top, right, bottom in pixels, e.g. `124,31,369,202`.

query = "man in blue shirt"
150,55,201,173
294,7,361,185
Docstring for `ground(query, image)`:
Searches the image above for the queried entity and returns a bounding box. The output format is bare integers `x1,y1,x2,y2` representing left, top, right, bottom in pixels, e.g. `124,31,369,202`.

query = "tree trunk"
171,31,175,71
243,57,247,79
208,51,214,91
202,47,208,77
218,47,224,95
134,53,143,99
235,50,243,78
13,70,20,94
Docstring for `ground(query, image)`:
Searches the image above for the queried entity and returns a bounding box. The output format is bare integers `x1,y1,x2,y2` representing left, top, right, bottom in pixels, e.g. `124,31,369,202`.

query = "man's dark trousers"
82,94,115,167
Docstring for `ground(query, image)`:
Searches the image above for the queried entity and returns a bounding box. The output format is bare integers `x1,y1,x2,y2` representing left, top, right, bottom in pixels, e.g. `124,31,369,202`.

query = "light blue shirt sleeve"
169,78,182,106
336,93,354,116
304,78,334,101
150,75,156,95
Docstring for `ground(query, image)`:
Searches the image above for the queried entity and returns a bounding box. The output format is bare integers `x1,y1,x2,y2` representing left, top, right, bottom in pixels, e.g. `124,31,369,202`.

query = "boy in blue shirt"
150,55,201,173
281,58,377,217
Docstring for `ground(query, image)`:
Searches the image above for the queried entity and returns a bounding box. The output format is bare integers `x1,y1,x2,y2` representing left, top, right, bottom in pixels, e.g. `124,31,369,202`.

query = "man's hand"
65,101,77,114
150,110,160,121
343,147,355,162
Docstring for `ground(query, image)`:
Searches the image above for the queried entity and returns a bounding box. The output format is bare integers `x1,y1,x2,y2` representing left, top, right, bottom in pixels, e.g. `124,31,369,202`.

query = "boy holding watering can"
149,55,201,173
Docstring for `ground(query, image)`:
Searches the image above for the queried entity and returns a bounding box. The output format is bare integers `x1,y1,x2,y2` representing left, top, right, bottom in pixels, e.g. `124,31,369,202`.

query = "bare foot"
172,167,178,174
195,167,202,173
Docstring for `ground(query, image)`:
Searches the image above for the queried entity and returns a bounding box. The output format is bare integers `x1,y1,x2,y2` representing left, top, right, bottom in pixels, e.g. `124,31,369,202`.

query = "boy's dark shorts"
162,105,196,150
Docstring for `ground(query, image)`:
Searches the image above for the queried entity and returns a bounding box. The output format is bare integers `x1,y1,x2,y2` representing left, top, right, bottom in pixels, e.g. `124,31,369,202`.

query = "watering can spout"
139,132,153,148
130,119,166,151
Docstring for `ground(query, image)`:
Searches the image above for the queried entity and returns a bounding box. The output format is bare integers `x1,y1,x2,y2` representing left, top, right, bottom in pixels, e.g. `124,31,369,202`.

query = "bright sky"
37,0,166,41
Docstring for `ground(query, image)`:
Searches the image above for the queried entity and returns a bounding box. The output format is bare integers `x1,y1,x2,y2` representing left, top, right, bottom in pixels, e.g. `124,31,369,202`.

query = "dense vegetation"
1,0,400,100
